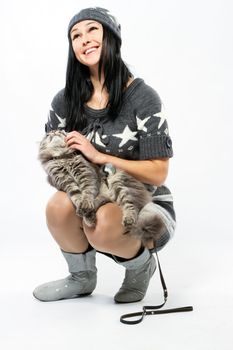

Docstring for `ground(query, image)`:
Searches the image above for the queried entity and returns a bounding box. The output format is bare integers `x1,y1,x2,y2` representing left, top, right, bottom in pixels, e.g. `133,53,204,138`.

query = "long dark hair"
64,25,132,132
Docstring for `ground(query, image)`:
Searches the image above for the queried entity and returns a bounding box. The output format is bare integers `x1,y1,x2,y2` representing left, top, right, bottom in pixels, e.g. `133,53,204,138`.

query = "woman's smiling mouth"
83,46,99,55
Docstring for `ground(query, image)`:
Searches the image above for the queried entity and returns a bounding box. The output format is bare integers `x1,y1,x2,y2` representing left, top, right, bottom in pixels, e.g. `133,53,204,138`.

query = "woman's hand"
65,131,106,164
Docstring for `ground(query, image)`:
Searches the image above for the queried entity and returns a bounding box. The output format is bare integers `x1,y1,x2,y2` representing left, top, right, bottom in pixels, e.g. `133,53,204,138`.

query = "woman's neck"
85,72,107,109
86,68,109,109
89,68,105,91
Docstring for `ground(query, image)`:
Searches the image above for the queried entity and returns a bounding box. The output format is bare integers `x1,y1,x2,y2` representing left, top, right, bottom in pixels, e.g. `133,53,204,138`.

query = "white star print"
153,111,166,129
136,116,150,132
86,130,94,141
55,113,66,128
94,132,107,148
86,131,107,148
112,125,137,147
50,106,66,128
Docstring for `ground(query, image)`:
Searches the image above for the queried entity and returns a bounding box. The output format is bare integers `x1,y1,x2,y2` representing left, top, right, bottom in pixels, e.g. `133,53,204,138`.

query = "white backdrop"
0,0,232,349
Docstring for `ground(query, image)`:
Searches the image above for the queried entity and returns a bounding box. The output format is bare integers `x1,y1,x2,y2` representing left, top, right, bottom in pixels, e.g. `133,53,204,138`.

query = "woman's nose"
82,33,91,46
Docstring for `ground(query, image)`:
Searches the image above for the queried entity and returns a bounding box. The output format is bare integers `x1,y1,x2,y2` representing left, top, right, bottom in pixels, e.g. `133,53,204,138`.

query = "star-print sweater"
45,78,176,221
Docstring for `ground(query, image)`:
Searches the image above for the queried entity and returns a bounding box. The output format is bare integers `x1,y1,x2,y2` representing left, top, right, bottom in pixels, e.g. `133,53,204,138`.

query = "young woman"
33,7,176,303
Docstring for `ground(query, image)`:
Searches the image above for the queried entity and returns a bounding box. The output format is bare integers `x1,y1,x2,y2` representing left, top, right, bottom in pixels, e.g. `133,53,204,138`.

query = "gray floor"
1,205,232,350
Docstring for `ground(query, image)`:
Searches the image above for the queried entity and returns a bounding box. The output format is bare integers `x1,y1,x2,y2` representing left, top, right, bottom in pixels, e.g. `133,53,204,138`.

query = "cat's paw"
83,212,96,227
122,215,137,231
95,195,112,210
76,199,95,218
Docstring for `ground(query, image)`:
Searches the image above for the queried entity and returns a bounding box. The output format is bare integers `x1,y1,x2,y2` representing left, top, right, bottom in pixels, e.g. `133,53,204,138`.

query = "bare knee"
85,203,124,251
46,191,76,228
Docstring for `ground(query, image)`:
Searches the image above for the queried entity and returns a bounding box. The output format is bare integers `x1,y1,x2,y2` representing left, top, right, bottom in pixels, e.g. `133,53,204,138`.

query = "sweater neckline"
84,78,143,118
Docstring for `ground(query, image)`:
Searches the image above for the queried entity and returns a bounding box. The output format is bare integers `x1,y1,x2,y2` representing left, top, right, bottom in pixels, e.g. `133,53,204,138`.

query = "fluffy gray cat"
38,130,165,245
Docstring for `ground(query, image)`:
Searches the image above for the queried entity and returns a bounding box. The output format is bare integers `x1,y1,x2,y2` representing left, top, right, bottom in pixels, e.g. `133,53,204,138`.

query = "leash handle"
120,251,193,325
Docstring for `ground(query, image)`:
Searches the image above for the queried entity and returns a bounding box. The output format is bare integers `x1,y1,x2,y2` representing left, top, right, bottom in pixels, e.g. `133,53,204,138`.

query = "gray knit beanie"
68,7,121,42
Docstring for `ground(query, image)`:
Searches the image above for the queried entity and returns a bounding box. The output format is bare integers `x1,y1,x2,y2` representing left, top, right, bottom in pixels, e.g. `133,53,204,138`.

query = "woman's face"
70,20,103,69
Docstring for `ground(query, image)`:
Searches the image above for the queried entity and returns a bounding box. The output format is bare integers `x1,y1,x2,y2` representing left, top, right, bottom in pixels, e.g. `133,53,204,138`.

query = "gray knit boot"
114,248,156,303
33,249,97,302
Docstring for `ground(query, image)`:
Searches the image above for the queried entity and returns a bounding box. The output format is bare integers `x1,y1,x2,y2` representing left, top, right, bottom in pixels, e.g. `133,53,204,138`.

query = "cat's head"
39,130,75,162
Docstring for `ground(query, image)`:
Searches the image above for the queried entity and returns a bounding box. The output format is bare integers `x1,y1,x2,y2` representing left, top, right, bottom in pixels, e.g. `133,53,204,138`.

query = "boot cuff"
113,248,150,270
61,249,97,273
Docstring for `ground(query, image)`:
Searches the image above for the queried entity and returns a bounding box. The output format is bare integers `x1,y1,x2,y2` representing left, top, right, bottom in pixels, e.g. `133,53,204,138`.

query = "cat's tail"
130,203,166,245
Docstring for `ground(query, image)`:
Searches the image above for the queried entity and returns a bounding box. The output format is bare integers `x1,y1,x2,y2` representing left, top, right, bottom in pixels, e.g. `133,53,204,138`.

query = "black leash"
120,251,193,325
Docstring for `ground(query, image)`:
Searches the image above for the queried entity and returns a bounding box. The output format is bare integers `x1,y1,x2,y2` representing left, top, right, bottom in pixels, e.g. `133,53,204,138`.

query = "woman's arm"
66,131,169,186
97,153,168,186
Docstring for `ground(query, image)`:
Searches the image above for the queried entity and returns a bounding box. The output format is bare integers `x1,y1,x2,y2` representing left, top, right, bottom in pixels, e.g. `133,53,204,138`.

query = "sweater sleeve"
133,84,173,159
45,89,67,132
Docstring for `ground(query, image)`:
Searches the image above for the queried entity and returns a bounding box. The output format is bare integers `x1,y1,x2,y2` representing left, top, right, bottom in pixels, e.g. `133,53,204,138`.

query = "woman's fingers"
66,132,85,146
65,131,105,164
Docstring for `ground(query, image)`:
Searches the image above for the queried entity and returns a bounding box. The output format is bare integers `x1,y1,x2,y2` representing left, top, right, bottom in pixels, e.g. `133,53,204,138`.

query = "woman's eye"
89,26,98,32
72,34,80,40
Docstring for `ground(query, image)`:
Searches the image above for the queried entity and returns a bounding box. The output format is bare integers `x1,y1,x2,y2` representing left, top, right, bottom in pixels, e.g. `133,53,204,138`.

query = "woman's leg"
34,195,155,303
83,202,141,258
83,203,156,303
33,191,97,302
46,191,88,253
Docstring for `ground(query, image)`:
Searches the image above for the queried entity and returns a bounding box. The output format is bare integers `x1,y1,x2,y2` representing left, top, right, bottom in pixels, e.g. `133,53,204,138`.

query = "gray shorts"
147,202,176,252
149,185,176,251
